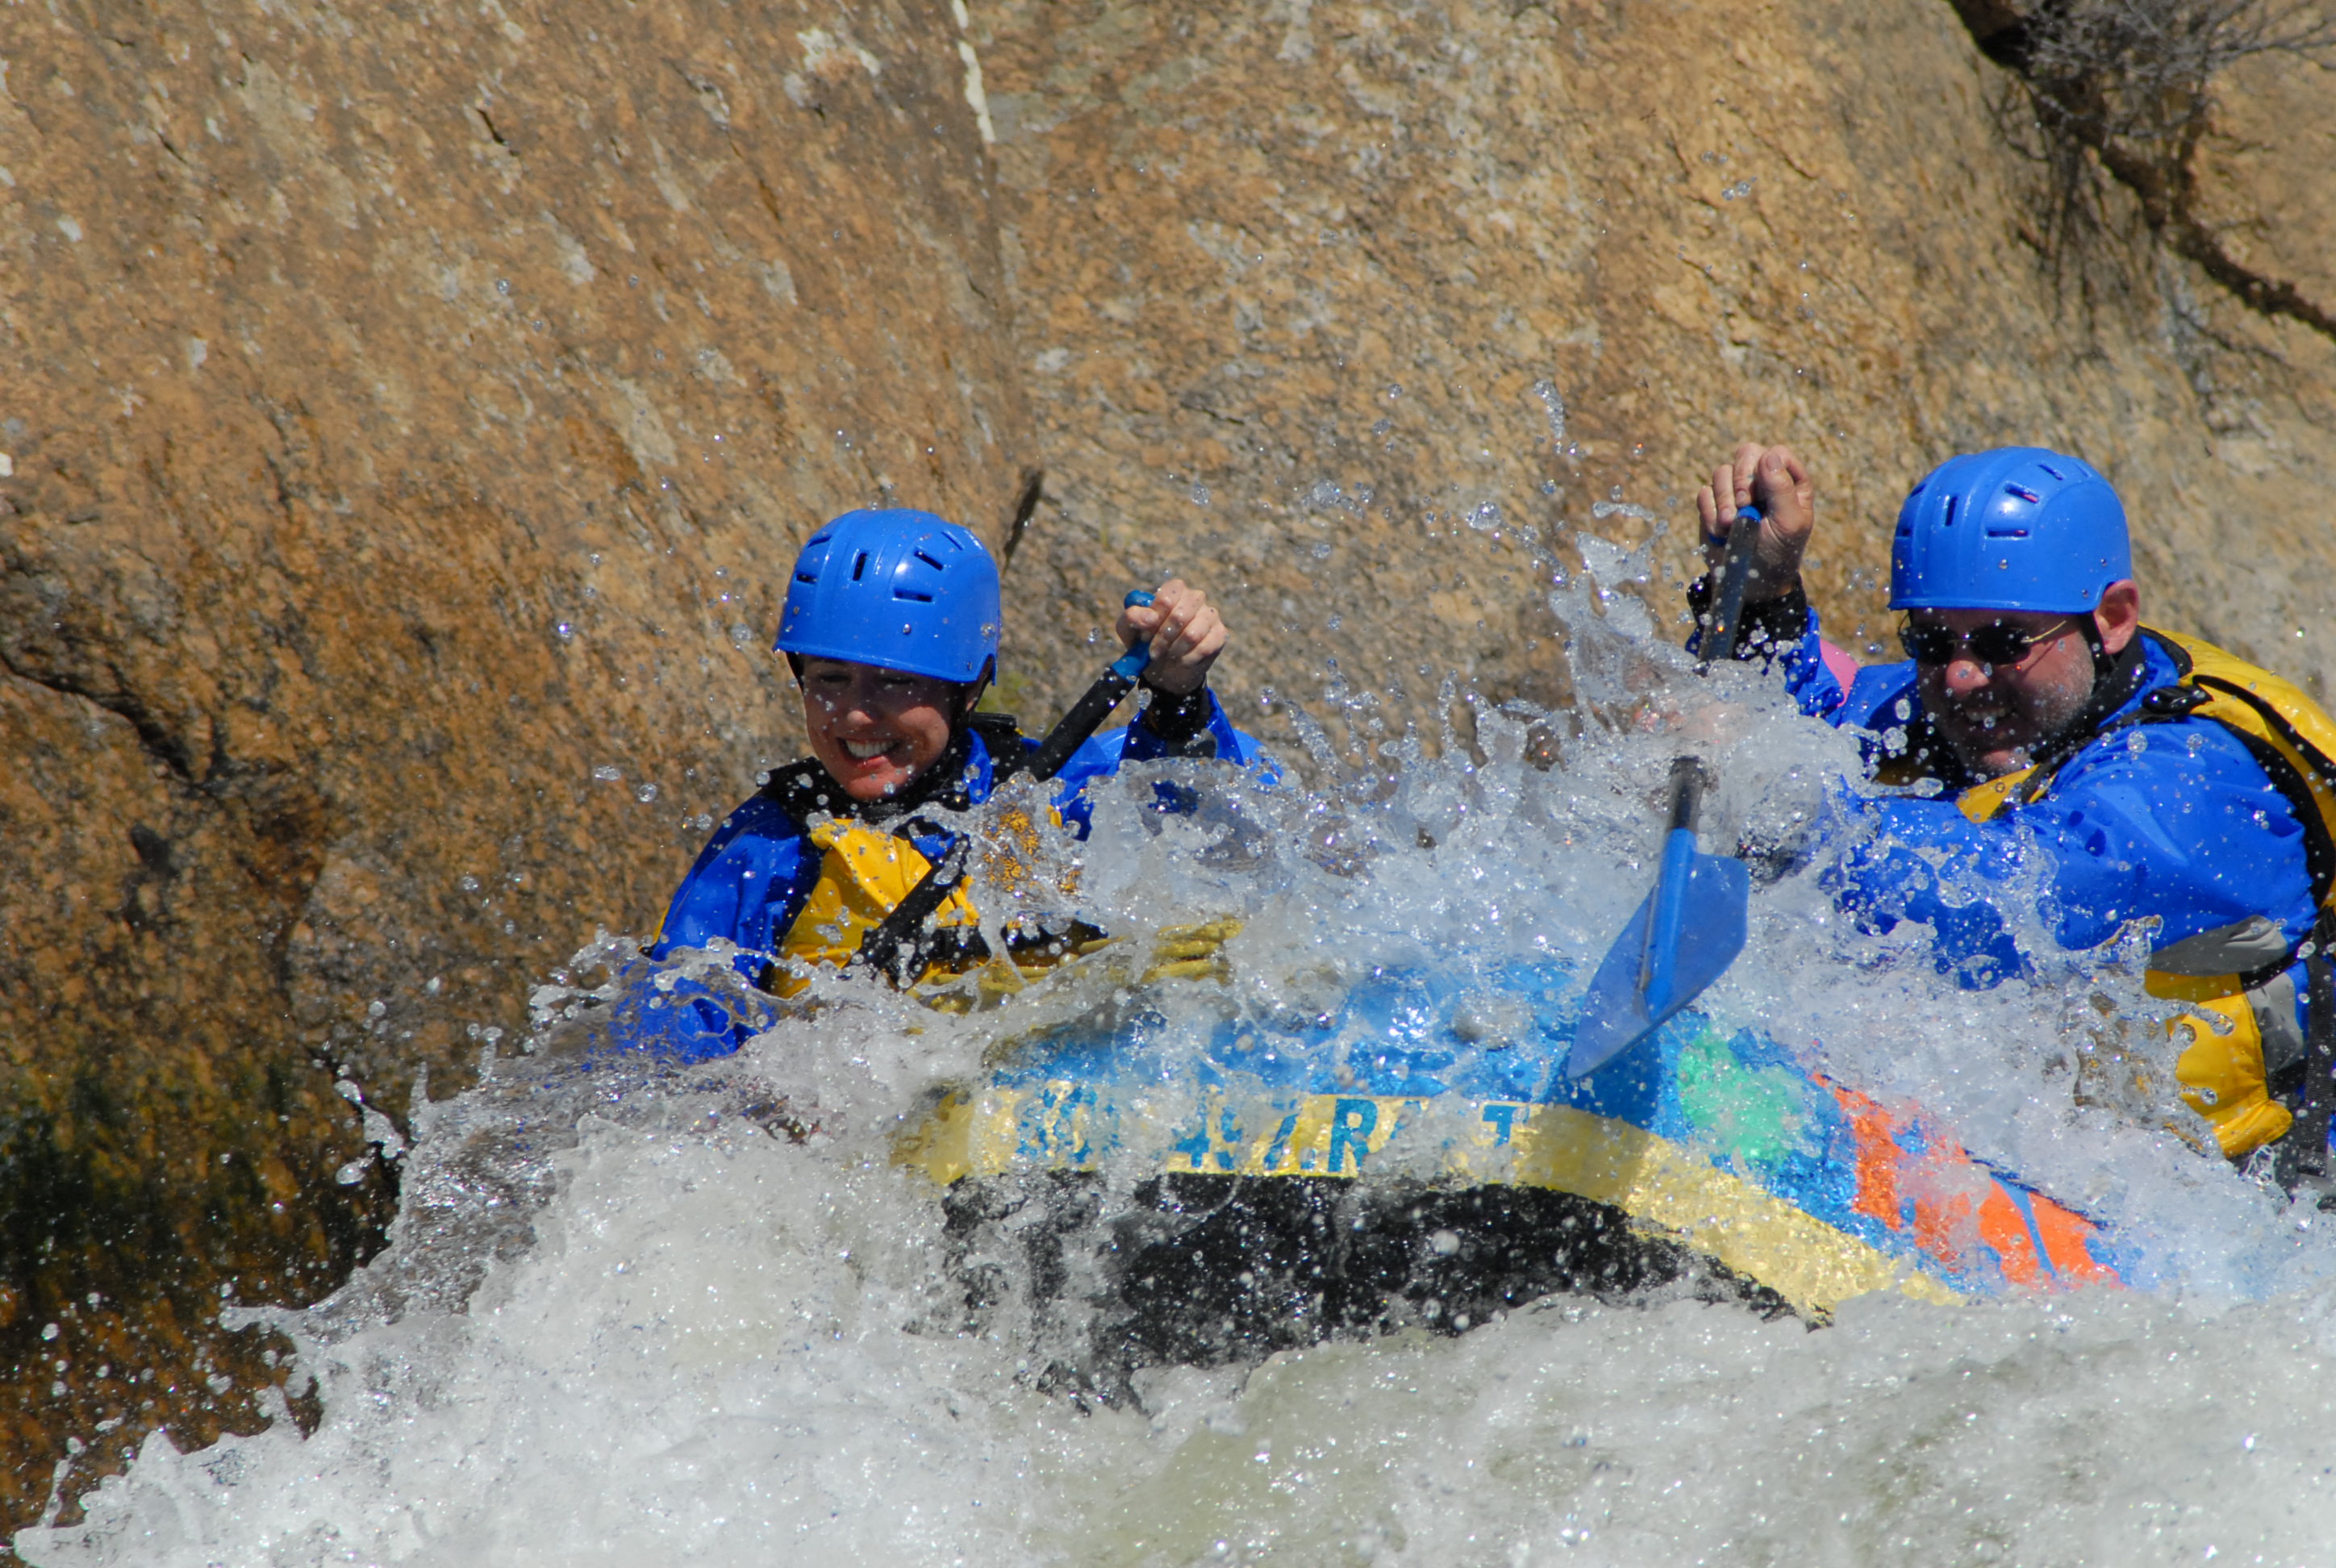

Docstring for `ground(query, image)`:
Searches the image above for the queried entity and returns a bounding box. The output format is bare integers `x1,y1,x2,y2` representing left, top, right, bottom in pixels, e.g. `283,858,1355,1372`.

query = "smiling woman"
632,507,1258,1045
797,661,966,803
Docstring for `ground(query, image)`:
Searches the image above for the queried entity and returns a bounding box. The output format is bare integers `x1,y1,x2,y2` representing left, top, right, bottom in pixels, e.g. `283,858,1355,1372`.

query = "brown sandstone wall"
0,0,2332,1540
978,0,2336,743
0,0,1024,1525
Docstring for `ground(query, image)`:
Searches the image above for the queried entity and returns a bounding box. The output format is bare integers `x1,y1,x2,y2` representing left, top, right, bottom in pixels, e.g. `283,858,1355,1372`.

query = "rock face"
1,0,2332,1537
975,0,2336,741
0,0,1024,1527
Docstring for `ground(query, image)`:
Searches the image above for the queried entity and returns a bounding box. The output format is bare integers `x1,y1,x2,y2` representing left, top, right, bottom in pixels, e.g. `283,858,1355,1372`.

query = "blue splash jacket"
1730,606,2316,990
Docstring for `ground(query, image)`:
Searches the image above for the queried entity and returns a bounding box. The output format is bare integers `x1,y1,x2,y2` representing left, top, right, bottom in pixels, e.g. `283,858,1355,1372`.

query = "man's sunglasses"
1897,617,2080,668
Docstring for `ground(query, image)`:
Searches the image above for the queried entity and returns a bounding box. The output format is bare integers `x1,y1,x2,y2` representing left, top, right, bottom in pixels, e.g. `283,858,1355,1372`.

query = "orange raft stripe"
1976,1184,2050,1289
2024,1185,2122,1285
1833,1082,1905,1231
1821,1075,2121,1291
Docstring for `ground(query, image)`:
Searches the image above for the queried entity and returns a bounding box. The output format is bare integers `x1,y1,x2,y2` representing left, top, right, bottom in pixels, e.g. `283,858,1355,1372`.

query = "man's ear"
2092,581,2142,654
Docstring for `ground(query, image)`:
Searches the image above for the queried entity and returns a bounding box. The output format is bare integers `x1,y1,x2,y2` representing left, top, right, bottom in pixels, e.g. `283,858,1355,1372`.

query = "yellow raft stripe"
894,1087,1956,1319
1494,1103,1958,1316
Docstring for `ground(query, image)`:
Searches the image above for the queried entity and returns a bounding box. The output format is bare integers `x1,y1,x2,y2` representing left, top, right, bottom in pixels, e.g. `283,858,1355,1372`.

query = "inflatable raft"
896,951,2128,1328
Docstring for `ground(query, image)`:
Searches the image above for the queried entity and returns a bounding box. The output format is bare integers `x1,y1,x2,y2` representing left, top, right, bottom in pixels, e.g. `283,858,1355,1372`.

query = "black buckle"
2141,683,2208,718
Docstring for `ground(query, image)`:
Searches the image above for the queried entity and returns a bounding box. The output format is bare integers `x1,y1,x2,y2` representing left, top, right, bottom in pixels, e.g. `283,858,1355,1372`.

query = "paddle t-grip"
1702,503,1764,665
1018,590,1157,783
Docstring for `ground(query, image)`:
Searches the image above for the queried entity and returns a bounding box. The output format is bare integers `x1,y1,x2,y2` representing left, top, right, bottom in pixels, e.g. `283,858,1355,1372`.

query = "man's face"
798,658,961,803
1908,608,2098,778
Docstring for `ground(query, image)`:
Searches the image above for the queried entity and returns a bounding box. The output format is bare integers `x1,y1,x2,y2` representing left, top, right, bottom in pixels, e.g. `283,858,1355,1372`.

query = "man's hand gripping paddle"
1563,511,1761,1079
856,591,1156,984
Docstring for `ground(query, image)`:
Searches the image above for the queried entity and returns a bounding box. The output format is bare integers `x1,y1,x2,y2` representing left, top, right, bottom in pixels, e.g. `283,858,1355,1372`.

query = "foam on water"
25,539,2336,1566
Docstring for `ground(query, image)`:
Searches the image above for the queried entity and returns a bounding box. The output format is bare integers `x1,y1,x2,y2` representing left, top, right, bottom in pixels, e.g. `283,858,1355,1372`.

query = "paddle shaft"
1665,756,1707,836
1010,590,1158,785
855,590,1158,983
1700,503,1764,665
1638,758,1709,1003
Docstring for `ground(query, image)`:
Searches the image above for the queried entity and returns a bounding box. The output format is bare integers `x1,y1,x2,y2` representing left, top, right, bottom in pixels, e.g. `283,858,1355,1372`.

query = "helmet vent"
1942,495,1958,528
795,569,818,583
2004,484,2041,503
2037,462,2065,481
913,549,945,570
851,551,870,582
894,586,934,603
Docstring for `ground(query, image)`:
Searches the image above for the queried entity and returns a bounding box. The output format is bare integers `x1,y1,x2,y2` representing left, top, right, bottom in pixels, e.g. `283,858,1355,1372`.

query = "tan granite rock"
975,0,2336,745
0,0,1024,1528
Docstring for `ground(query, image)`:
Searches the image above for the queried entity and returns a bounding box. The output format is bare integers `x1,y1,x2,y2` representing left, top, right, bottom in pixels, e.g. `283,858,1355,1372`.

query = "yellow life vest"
770,798,1081,999
1953,628,2336,1158
771,818,988,995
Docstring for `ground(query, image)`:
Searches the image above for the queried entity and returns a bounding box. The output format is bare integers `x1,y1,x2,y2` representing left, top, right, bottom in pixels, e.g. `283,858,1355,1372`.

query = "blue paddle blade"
1565,833,1750,1080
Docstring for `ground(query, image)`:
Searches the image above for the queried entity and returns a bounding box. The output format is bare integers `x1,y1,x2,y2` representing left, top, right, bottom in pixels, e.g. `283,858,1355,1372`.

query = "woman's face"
797,657,961,803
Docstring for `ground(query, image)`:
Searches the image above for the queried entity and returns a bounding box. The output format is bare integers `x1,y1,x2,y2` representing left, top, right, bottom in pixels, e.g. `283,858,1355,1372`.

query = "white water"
25,538,2336,1567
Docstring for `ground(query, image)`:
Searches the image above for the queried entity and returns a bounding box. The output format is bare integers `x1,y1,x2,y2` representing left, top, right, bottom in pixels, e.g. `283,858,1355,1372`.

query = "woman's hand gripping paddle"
857,591,1158,984
1562,512,1762,1078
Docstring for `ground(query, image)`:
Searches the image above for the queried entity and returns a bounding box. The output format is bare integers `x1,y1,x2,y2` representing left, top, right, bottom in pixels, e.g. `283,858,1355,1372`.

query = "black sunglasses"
1897,617,2079,668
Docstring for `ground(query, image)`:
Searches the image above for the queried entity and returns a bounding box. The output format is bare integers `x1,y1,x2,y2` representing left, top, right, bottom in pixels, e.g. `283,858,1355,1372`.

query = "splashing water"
24,543,2336,1567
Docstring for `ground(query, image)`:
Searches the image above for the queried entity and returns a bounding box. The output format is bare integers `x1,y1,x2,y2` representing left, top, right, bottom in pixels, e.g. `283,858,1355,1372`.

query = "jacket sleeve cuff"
1684,576,1814,661
1133,685,1218,753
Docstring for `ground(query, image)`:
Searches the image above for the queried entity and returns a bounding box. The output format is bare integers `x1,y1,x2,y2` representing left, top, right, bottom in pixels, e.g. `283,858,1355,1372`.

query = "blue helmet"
776,508,1001,683
1889,447,2132,613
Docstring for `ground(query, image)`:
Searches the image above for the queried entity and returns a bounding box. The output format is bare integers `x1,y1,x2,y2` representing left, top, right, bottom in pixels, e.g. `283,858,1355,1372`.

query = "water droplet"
1532,379,1566,448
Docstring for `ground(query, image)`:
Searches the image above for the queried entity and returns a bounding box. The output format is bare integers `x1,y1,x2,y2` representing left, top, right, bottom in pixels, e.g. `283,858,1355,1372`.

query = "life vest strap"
2277,912,2336,1196
855,832,984,985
